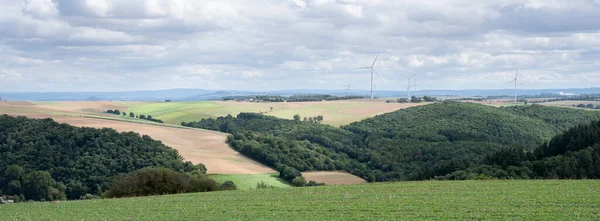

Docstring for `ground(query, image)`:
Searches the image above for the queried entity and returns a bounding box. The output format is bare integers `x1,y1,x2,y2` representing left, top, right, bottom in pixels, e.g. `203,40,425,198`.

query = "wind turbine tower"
344,81,353,96
400,74,416,99
358,54,380,99
506,69,519,103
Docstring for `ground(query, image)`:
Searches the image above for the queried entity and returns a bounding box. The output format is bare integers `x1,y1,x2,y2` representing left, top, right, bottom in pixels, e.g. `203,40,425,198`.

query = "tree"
139,114,146,119
586,104,595,109
270,107,274,112
4,165,24,181
122,112,126,116
595,105,600,110
292,176,307,187
293,114,301,121
22,171,66,201
106,110,114,114
129,112,135,117
147,115,153,120
219,181,237,191
423,96,436,102
577,104,586,108
113,109,121,115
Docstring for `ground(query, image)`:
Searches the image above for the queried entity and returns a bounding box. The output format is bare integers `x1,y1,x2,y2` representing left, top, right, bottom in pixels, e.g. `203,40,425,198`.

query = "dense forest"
0,115,206,201
183,102,600,182
443,119,600,179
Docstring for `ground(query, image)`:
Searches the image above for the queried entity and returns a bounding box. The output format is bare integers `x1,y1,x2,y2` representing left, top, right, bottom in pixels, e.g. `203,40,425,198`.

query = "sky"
1,0,600,92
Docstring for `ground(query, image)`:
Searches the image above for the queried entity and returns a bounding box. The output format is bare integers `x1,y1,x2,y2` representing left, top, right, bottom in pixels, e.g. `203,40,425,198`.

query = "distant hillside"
3,87,600,101
183,102,600,181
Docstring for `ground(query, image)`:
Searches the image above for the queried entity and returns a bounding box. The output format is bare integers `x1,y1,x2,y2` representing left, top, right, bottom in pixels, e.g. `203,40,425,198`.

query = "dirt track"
0,101,275,174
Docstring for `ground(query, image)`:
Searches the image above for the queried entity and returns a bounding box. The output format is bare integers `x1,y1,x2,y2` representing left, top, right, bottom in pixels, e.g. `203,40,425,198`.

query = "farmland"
538,100,600,109
126,100,426,127
1,180,598,220
0,101,275,175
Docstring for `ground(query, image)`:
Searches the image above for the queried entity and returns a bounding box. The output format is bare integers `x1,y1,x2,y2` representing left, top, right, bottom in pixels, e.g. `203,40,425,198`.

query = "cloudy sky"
1,0,600,92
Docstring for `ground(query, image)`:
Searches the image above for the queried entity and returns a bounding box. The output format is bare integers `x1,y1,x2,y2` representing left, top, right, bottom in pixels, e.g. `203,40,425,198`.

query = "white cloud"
0,0,599,91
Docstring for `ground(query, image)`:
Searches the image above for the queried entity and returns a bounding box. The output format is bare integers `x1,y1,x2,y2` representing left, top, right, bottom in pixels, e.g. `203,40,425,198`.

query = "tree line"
106,109,164,123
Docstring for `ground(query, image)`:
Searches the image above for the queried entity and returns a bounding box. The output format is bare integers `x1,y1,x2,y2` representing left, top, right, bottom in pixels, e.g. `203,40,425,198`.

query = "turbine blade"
374,69,381,79
371,53,379,67
357,67,371,69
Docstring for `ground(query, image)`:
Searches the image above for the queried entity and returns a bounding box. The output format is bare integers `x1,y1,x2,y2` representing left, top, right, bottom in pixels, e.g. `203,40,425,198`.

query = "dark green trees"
182,102,600,182
0,115,206,201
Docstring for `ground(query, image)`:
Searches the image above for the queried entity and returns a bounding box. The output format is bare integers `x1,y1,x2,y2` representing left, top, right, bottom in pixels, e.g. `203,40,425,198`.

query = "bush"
219,181,237,191
307,180,326,186
190,177,219,192
105,168,191,198
291,177,307,187
255,181,277,189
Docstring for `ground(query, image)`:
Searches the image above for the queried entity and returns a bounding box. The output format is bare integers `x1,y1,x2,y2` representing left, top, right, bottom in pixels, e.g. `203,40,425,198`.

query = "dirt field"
302,171,367,185
0,101,275,174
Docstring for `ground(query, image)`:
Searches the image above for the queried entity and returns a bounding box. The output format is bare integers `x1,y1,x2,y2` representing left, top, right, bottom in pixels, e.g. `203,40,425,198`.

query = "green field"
209,173,291,190
125,101,417,126
2,180,598,220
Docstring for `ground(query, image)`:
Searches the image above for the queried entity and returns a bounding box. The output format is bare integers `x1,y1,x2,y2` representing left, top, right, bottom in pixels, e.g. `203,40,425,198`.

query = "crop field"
209,173,291,190
538,100,600,108
126,100,427,126
1,180,598,220
302,171,366,185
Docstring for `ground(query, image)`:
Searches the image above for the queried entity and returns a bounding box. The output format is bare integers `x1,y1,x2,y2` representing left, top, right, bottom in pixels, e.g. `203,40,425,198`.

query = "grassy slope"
126,101,410,127
209,173,291,190
1,180,598,220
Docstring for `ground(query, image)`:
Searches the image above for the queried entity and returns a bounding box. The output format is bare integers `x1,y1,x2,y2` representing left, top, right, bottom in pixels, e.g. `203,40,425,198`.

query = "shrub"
219,181,237,191
190,177,219,192
307,180,326,186
291,177,307,187
255,181,277,189
105,168,191,198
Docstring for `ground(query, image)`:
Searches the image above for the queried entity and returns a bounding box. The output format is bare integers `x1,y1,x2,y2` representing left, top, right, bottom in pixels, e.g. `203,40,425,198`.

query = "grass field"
209,173,291,190
126,100,427,126
1,180,598,220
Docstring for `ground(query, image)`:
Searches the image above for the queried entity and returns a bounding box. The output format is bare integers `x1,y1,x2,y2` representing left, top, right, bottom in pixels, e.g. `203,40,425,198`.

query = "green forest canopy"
0,115,206,201
182,102,600,181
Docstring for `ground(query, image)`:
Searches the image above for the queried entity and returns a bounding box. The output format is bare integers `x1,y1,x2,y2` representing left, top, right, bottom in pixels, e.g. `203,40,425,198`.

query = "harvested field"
302,171,366,185
0,101,274,174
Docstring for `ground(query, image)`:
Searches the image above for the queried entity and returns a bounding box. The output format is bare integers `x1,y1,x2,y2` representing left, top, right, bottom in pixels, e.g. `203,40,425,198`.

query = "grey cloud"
1,0,600,92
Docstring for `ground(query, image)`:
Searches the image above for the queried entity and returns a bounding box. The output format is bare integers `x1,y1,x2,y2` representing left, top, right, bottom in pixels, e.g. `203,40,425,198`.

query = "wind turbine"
343,81,353,97
358,54,380,100
506,68,521,103
400,73,416,99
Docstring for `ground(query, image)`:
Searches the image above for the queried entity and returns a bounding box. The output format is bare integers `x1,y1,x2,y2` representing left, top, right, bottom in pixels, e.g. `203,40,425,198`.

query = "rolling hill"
0,115,207,200
183,102,600,181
